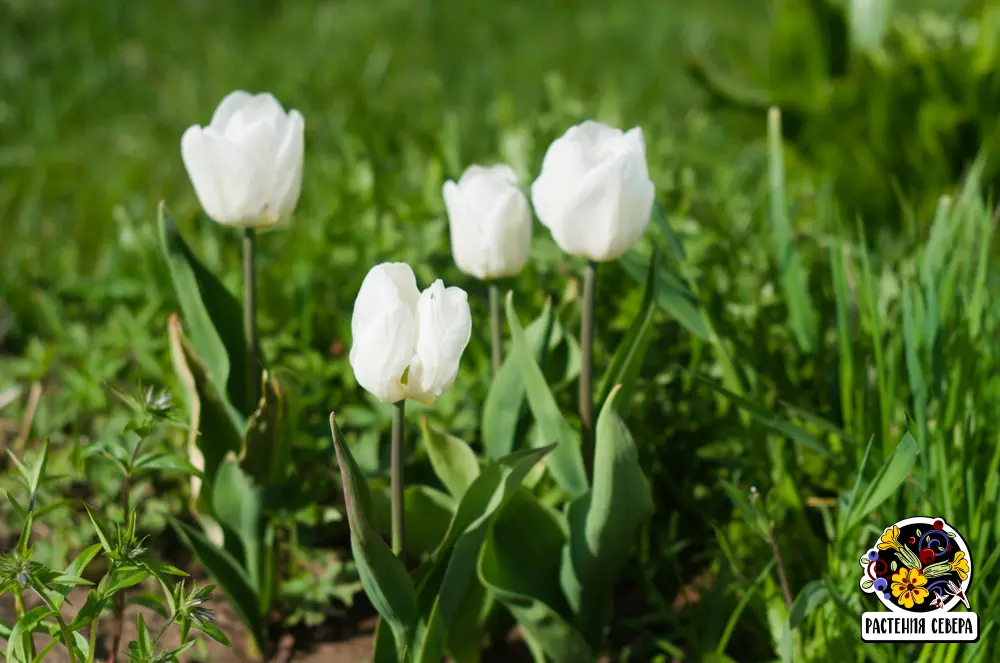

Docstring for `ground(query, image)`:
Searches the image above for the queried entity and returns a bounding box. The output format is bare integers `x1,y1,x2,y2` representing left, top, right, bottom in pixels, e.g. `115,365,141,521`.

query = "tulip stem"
243,228,259,410
580,261,598,480
489,282,503,376
391,400,406,558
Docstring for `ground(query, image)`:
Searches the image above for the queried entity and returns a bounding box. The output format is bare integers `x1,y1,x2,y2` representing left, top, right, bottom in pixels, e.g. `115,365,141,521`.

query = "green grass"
2,0,1000,661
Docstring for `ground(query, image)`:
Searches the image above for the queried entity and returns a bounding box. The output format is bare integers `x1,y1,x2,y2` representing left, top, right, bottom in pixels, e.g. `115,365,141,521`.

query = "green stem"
244,227,259,410
579,261,598,479
151,612,178,650
391,401,406,558
489,282,503,377
53,613,77,663
14,590,37,660
109,473,131,663
88,620,98,663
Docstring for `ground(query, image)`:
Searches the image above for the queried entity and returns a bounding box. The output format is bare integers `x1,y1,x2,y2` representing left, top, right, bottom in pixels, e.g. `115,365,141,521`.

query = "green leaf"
158,202,258,418
845,433,920,530
482,301,554,459
132,452,202,476
505,292,587,498
167,314,243,492
561,386,654,641
15,512,33,557
445,579,492,663
421,418,480,500
331,413,418,657
126,593,171,619
688,372,834,458
193,617,231,647
787,580,829,630
371,618,400,663
47,542,101,608
767,107,817,352
6,492,27,521
6,606,53,663
372,484,456,560
211,454,264,593
241,371,286,486
84,505,113,554
479,490,593,663
68,590,108,631
410,444,557,663
597,248,659,412
27,438,49,499
170,518,267,655
103,567,150,595
619,248,710,341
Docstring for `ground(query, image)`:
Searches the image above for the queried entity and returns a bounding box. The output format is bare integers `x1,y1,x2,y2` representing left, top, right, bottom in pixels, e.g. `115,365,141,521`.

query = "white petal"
443,179,487,279
481,184,531,278
181,126,263,226
271,109,305,221
209,90,254,133
405,281,472,403
181,126,228,222
555,157,624,260
530,126,594,235
349,263,421,403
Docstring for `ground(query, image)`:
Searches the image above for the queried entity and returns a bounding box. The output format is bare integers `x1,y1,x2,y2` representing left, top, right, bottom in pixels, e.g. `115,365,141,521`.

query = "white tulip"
531,120,655,262
181,90,305,230
349,262,472,405
443,164,532,279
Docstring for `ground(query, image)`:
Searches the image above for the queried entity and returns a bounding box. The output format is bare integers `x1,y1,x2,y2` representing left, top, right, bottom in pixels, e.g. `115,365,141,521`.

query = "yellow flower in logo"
878,525,902,551
891,567,929,609
950,551,969,581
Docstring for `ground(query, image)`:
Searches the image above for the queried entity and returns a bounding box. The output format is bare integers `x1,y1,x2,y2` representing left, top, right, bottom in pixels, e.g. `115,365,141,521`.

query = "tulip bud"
349,262,472,404
531,120,655,262
443,164,532,280
181,90,305,230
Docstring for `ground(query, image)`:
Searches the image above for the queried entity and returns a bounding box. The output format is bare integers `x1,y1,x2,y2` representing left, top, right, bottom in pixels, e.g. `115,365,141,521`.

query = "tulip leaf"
409,444,557,663
371,618,400,663
331,413,418,656
421,417,480,501
598,247,659,413
372,484,456,560
445,577,492,663
168,314,244,489
170,518,267,656
561,386,654,642
241,370,287,487
158,203,258,419
619,249,709,341
482,301,555,458
478,490,593,663
211,454,264,593
505,292,588,498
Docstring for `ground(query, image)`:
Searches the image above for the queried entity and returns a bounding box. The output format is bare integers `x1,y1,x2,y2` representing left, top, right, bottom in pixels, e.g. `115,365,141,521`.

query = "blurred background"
2,0,999,661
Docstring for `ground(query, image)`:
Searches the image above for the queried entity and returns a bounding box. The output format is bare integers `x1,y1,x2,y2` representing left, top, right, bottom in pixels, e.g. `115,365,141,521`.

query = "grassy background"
2,0,1000,661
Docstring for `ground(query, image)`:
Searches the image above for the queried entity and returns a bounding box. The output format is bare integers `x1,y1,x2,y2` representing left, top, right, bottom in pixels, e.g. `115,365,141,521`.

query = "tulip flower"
443,163,531,375
349,262,472,556
530,120,656,478
350,262,472,405
181,90,305,230
443,164,532,280
180,90,305,409
530,120,654,263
